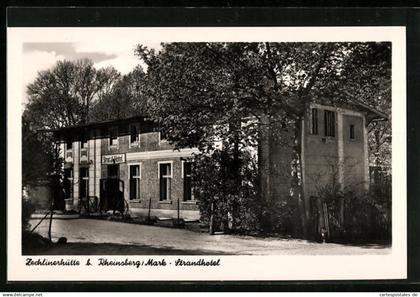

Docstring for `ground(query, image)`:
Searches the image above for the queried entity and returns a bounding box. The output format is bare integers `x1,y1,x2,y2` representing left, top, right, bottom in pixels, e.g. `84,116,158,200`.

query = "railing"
78,196,99,214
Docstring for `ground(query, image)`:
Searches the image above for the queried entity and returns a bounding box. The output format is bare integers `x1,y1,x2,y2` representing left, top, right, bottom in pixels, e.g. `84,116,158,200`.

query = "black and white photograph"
7,26,407,281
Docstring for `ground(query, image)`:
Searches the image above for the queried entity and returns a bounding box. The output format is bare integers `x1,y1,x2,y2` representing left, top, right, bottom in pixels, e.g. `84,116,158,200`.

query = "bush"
314,181,392,243
270,197,301,237
340,190,391,241
193,150,263,233
22,198,36,232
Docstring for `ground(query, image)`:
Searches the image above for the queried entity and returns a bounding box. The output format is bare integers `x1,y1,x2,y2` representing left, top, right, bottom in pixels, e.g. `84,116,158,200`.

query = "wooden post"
323,202,330,238
339,196,344,228
177,198,180,225
48,180,55,241
147,195,152,220
209,200,215,235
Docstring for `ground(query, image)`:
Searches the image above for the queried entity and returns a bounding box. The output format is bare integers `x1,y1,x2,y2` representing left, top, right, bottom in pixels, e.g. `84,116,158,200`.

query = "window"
63,168,73,199
159,128,167,143
81,134,88,149
66,137,73,150
129,164,141,200
109,127,118,146
350,124,355,140
130,124,140,146
183,162,194,201
159,162,172,201
311,108,318,135
79,167,89,199
324,110,336,137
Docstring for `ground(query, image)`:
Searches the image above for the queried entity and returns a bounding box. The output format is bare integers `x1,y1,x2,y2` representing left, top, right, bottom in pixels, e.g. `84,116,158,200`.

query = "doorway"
107,164,120,178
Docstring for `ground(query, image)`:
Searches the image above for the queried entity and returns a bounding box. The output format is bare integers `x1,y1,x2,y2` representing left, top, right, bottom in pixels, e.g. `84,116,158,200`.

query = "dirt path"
29,218,390,255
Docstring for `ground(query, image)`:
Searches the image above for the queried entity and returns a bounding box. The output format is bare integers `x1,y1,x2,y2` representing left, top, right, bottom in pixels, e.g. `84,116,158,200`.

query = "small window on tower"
350,124,355,140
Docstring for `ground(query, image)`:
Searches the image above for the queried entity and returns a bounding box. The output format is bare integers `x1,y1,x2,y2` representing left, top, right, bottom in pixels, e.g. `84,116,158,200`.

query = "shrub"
22,197,36,232
270,197,301,237
314,180,392,242
193,149,263,233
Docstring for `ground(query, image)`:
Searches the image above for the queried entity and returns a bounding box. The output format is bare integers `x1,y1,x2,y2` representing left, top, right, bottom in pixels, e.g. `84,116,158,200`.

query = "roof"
339,90,389,121
50,115,158,141
50,115,152,133
48,97,388,138
349,99,389,121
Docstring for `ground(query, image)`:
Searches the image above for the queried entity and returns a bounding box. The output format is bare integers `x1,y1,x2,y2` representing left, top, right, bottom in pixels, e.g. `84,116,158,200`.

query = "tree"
90,66,148,122
22,113,57,186
137,42,391,237
342,43,392,170
23,59,121,191
136,43,261,232
26,59,120,130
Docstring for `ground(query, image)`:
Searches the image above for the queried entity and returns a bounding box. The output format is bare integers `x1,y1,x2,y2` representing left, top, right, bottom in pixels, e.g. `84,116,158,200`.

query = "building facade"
56,117,200,220
54,102,386,220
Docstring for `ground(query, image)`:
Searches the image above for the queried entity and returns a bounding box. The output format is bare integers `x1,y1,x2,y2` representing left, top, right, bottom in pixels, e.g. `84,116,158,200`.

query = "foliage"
270,197,301,237
136,42,392,237
192,150,262,233
135,42,352,150
89,66,148,122
22,114,52,186
22,198,36,232
342,43,392,169
22,113,63,187
26,59,120,130
23,59,142,188
315,182,392,242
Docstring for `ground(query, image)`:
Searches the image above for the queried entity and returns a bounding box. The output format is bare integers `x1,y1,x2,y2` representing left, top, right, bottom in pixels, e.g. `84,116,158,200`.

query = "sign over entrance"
102,154,126,164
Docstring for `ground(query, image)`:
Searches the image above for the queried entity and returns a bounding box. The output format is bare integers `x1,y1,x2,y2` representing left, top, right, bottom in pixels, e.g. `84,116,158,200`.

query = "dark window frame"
159,128,168,143
109,127,118,147
80,133,88,149
130,124,140,146
183,161,194,201
311,108,318,135
63,168,73,199
324,110,336,137
350,124,355,140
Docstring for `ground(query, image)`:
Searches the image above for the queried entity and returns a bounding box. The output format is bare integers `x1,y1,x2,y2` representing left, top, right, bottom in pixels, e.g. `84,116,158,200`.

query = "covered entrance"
99,162,127,214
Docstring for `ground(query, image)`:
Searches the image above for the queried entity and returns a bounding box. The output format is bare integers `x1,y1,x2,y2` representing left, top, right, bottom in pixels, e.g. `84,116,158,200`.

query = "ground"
27,218,391,255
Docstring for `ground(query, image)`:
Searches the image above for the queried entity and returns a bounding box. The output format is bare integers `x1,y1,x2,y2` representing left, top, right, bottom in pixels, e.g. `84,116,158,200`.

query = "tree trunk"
291,119,308,239
209,200,215,235
230,121,241,232
258,114,272,233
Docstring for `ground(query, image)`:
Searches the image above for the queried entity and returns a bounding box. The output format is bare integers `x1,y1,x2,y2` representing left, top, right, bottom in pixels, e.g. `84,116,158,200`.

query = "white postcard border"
7,26,407,281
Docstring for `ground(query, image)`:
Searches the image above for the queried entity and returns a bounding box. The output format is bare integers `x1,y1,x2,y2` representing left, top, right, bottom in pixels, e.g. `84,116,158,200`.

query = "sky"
22,41,161,104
